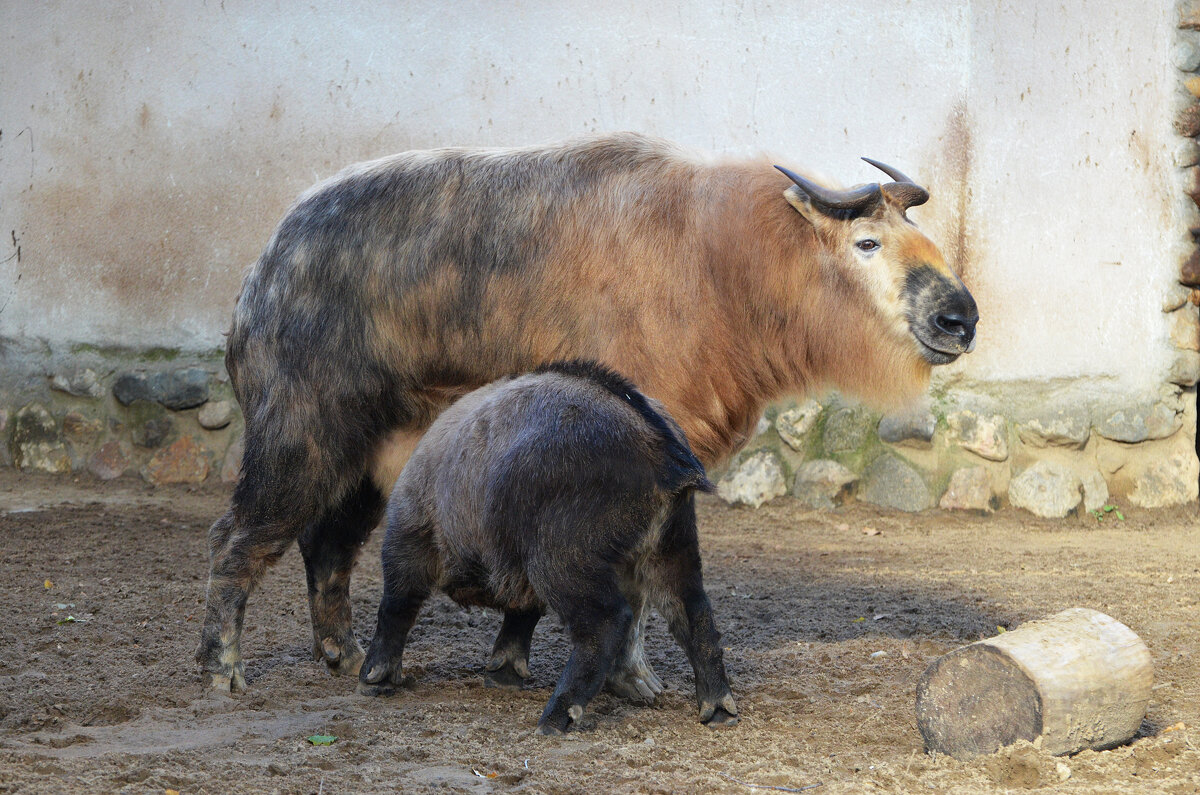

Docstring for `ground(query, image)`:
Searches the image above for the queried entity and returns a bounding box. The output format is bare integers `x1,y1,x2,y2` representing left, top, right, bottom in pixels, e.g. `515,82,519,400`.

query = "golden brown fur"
197,132,977,692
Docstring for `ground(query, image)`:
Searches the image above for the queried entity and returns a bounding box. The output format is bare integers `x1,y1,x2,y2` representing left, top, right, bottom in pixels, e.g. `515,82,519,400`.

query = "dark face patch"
902,265,979,365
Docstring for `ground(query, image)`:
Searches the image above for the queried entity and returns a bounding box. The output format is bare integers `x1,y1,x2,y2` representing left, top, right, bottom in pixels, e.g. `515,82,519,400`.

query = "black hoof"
357,681,397,697
484,662,527,690
535,722,567,737
704,707,739,728
357,672,414,697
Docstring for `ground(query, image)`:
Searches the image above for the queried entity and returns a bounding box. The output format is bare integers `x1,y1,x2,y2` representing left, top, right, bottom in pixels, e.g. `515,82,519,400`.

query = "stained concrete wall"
1,1,1195,509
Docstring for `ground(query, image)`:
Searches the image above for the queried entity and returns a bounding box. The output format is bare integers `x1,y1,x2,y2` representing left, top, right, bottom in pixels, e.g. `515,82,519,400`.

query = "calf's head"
775,160,978,379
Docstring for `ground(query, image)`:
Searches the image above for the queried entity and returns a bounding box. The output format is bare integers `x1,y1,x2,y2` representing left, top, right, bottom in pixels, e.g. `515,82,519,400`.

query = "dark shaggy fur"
359,362,736,734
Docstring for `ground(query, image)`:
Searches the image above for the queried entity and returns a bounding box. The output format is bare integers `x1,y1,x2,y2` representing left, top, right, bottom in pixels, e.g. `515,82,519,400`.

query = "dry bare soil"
1,470,1198,794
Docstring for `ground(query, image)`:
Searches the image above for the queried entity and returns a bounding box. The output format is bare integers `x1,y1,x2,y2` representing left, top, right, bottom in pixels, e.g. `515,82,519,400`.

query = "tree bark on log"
915,608,1153,758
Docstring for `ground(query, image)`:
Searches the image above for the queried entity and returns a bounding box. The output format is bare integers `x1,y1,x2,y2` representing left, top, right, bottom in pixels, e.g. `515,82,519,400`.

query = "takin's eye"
855,239,880,253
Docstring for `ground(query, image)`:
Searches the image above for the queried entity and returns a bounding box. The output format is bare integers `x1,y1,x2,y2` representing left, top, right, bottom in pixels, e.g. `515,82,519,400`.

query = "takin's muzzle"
903,266,979,365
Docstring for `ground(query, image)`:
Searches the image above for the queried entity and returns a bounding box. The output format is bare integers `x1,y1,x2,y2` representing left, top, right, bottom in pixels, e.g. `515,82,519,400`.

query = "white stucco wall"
0,1,1183,397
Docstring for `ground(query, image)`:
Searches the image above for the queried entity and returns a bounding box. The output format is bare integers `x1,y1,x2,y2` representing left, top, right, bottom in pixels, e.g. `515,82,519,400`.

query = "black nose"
933,312,977,343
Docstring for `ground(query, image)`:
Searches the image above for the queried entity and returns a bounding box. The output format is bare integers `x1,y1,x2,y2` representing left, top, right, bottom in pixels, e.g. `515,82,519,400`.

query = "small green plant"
1090,504,1125,522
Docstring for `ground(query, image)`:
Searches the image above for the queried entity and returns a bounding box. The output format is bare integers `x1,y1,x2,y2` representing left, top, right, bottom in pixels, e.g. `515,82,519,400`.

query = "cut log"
915,608,1153,759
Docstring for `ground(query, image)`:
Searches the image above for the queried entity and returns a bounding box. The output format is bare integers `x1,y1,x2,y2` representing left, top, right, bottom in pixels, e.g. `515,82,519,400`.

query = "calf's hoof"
198,653,246,693
358,655,414,696
605,669,660,703
484,662,527,690
204,667,247,693
536,704,583,737
606,656,664,703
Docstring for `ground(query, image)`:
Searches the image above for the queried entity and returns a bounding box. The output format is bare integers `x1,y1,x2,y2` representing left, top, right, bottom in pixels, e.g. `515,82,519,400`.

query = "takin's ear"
783,185,828,229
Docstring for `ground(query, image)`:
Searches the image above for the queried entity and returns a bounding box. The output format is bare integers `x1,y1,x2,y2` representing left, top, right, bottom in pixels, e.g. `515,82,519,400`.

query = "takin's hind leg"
485,608,542,689
195,508,299,692
297,478,386,677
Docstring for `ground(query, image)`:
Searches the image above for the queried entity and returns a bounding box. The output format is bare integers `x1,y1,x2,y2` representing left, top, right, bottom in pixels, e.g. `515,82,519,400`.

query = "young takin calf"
359,361,737,735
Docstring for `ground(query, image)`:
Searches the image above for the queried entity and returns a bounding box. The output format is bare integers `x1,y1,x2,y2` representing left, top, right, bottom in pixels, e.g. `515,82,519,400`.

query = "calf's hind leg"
297,478,386,676
485,608,542,689
653,496,738,726
536,573,632,735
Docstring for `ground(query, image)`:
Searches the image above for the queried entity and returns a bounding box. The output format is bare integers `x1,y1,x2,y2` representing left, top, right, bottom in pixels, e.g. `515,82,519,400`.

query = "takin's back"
227,133,782,467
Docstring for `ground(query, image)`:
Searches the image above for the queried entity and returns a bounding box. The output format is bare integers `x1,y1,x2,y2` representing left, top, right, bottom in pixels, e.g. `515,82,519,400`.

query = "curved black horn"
861,158,930,209
774,164,881,212
861,157,915,184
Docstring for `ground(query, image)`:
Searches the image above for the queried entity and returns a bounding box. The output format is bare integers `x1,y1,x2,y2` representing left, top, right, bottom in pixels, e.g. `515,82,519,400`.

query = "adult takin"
359,360,737,734
197,132,978,693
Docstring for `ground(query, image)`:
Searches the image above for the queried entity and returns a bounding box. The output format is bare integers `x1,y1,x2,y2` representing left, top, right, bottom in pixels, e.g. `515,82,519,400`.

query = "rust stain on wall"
940,98,975,283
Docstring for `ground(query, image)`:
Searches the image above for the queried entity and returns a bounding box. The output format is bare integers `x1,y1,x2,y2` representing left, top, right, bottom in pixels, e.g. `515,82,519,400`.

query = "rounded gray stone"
1174,40,1200,72
1016,411,1090,449
858,455,932,513
1094,401,1181,444
1008,461,1082,519
1163,284,1192,313
126,399,174,449
11,403,71,474
948,410,1009,461
1081,470,1109,514
198,400,235,430
150,368,211,411
792,459,858,510
113,372,155,406
776,400,822,451
49,368,105,399
878,406,936,448
1169,351,1200,386
939,466,994,513
717,451,787,508
1129,451,1199,508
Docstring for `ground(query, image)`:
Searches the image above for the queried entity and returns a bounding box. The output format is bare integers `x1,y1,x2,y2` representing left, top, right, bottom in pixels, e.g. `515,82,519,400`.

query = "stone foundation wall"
717,382,1199,517
2,349,242,486
4,348,1197,518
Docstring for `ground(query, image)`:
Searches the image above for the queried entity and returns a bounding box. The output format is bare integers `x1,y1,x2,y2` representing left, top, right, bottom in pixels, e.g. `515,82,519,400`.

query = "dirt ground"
1,471,1199,794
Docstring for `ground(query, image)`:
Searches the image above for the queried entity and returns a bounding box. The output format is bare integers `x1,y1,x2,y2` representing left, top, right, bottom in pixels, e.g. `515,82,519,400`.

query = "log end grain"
916,644,1043,759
